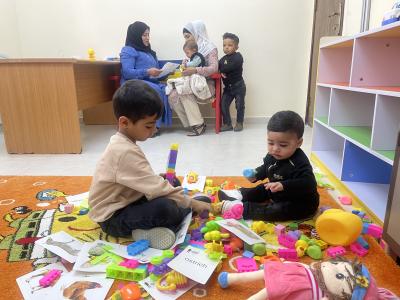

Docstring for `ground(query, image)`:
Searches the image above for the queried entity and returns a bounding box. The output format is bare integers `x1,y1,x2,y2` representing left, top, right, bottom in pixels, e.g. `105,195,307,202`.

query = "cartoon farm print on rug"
0,196,132,269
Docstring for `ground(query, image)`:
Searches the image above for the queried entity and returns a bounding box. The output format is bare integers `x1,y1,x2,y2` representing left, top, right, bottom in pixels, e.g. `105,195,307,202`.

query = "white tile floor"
0,122,312,176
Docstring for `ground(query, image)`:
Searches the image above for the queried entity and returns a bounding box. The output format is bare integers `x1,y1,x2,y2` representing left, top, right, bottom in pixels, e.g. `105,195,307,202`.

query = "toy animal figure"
218,257,397,300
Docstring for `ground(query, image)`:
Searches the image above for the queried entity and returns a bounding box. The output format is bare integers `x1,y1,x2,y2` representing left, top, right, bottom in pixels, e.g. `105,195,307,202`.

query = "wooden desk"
0,59,120,154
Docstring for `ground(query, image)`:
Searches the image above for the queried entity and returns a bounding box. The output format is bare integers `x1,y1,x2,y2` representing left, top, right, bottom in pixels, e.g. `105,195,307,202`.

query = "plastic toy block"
106,264,147,281
119,259,139,269
352,210,366,218
278,234,296,249
127,239,150,256
39,269,62,287
168,151,178,162
223,244,233,256
327,246,346,257
278,248,298,261
365,224,383,238
274,224,286,235
288,222,298,230
236,257,258,272
166,168,175,173
78,208,89,215
350,243,368,257
170,143,178,150
338,195,352,205
242,250,255,258
287,231,300,241
264,223,276,234
356,236,369,249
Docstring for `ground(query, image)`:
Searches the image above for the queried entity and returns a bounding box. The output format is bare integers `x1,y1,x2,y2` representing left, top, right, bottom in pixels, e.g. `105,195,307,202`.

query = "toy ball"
315,209,362,246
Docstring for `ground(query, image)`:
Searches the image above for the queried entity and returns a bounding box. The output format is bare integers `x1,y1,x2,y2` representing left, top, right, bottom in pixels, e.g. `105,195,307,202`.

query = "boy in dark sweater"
217,111,319,221
219,33,246,132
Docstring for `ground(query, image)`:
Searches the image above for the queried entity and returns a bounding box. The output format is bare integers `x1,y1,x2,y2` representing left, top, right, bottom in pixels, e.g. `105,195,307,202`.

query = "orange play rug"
0,176,399,299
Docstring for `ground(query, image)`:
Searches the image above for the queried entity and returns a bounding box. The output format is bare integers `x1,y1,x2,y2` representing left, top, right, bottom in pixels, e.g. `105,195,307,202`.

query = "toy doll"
218,257,397,300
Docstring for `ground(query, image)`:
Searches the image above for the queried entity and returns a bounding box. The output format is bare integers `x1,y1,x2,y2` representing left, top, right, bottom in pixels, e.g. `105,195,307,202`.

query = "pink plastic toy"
326,246,346,257
278,234,296,249
223,244,233,256
350,243,368,257
39,269,62,287
278,248,298,261
236,257,258,273
274,224,285,235
367,224,383,239
338,195,352,205
222,204,243,220
119,259,139,269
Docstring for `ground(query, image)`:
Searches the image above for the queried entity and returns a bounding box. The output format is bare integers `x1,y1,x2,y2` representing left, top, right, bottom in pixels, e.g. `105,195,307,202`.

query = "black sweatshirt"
218,52,243,86
254,148,319,203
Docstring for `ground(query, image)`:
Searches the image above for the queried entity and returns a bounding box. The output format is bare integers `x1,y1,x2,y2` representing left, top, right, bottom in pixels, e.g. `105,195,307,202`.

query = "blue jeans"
221,79,246,125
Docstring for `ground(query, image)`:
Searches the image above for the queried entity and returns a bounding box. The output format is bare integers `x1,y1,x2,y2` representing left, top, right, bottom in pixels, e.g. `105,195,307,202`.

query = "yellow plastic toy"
204,230,230,241
251,221,275,235
87,48,96,61
187,171,198,184
156,270,188,291
315,209,362,246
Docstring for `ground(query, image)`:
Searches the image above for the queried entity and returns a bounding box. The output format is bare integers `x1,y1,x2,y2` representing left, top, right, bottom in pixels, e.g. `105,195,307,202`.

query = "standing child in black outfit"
217,111,319,221
219,32,246,132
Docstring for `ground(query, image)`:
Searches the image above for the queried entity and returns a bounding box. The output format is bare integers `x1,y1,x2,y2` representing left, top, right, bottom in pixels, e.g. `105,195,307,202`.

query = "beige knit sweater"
88,132,190,222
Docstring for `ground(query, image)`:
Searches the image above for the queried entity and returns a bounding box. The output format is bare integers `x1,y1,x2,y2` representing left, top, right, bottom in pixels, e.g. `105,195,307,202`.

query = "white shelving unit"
312,21,400,223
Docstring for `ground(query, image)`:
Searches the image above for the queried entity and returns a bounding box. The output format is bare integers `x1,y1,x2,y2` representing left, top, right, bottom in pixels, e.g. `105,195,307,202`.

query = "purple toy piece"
326,246,346,257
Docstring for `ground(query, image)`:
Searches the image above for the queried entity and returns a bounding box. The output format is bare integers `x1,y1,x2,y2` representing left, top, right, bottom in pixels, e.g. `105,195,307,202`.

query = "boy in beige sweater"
88,80,210,249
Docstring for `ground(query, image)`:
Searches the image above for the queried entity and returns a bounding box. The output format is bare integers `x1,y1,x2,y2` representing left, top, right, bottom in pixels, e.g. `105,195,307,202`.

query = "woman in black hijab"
120,21,172,133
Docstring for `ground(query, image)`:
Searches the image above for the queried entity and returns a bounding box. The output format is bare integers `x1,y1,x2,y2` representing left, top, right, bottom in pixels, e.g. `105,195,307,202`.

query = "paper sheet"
155,62,179,79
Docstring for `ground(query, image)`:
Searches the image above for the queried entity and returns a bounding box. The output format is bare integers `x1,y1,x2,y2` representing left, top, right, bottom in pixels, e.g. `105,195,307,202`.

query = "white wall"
343,0,396,36
9,0,314,119
0,0,20,57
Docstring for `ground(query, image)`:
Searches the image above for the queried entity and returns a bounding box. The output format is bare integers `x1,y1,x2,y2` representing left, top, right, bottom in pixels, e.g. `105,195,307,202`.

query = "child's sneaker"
218,189,243,201
234,123,243,132
220,124,233,132
131,227,176,250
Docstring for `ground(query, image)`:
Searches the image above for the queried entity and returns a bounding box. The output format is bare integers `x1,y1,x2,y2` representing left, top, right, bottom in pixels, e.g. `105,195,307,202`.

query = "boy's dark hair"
267,110,304,138
183,40,198,52
223,32,239,45
113,79,163,123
